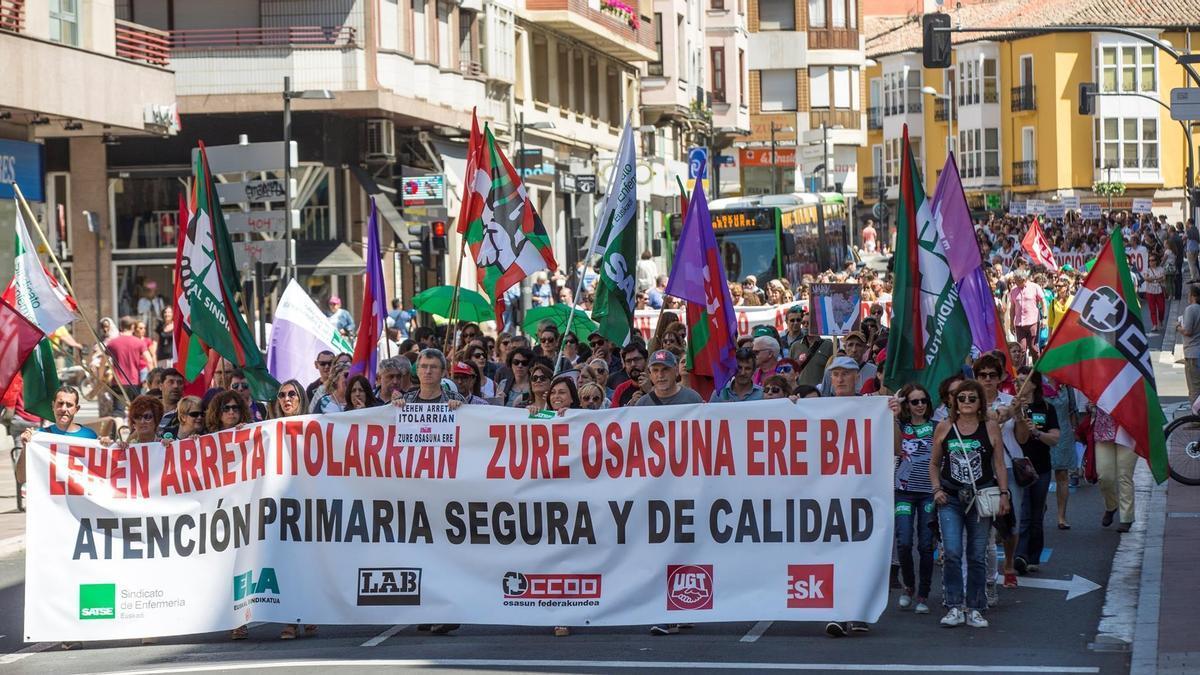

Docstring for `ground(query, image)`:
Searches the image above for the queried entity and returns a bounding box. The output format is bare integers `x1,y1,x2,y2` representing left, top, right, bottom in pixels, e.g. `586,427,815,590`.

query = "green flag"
883,125,972,404
590,116,638,346
182,144,278,400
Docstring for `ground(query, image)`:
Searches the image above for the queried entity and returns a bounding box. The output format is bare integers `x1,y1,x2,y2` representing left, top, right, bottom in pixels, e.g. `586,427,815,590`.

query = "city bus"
666,192,854,287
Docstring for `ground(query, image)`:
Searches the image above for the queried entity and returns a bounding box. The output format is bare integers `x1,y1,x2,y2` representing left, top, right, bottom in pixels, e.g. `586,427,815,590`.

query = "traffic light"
431,221,447,255
407,223,430,266
1078,82,1097,115
922,13,952,69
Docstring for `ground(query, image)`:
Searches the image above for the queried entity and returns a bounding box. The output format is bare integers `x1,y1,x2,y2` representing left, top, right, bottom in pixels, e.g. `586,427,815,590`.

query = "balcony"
1011,84,1036,112
1012,160,1037,186
116,20,170,67
524,0,656,62
170,25,357,50
863,175,884,199
934,98,953,122
983,88,999,104
0,0,22,33
808,28,858,51
810,109,861,130
867,107,881,129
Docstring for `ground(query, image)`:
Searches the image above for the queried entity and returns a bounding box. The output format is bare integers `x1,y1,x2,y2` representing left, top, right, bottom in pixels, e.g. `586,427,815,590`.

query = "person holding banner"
892,383,936,616
312,362,351,414
270,380,308,419
172,396,206,440
398,348,465,410
710,349,763,403
929,380,1010,629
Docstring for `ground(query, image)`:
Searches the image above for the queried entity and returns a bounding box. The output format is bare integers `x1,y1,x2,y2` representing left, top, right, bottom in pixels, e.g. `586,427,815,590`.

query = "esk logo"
787,564,834,608
233,567,280,602
666,564,713,611
79,583,116,620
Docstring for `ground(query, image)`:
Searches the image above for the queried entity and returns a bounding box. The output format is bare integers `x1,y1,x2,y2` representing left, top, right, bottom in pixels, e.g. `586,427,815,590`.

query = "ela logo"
786,564,834,608
233,568,280,602
79,583,116,620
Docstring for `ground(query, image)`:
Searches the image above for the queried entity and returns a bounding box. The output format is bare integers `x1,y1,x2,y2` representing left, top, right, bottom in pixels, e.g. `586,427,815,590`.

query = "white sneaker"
985,583,999,607
966,609,989,628
897,593,913,610
940,607,965,627
914,601,930,614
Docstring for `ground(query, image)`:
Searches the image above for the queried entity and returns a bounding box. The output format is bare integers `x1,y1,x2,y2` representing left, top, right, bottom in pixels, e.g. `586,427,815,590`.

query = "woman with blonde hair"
173,396,206,440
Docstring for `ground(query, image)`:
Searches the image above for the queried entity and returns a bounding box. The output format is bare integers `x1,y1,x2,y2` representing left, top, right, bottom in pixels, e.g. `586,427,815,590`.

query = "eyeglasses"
530,374,550,383
955,394,980,404
541,336,558,344
185,411,204,419
906,397,930,406
221,404,242,413
231,382,249,390
512,359,530,367
277,390,299,400
975,371,1000,380
764,386,785,395
589,340,605,347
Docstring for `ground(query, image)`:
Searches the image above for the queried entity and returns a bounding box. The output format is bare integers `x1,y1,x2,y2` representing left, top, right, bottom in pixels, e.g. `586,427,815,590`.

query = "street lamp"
770,122,794,194
282,76,334,283
921,86,955,159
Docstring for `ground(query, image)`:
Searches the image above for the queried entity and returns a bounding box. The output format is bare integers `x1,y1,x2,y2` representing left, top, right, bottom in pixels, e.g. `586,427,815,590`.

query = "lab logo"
358,567,421,606
79,583,116,620
666,564,713,611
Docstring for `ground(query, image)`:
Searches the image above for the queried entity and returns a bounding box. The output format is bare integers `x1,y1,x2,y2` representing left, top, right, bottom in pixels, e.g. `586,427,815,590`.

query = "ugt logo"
666,564,714,611
233,568,280,602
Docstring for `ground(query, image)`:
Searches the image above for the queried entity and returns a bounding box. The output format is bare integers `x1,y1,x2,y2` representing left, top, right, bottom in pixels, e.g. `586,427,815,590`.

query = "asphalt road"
0,477,1130,675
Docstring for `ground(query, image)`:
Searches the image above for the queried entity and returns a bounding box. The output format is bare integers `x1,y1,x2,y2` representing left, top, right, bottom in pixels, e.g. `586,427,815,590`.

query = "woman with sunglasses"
270,380,308,419
462,346,498,398
774,358,801,391
578,381,608,409
450,361,492,405
498,347,535,407
892,384,936,615
558,333,583,370
761,375,792,400
345,375,380,410
207,391,250,436
124,395,164,445
929,380,1010,629
519,360,555,410
173,396,206,440
312,362,351,414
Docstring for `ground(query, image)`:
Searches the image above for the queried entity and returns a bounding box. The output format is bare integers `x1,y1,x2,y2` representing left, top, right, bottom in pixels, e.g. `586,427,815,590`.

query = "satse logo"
502,572,601,599
79,583,116,620
786,564,834,608
358,567,421,606
666,564,713,611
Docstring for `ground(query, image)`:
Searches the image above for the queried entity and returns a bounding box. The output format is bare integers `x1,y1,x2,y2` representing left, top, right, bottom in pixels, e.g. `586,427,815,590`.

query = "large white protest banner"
25,399,894,641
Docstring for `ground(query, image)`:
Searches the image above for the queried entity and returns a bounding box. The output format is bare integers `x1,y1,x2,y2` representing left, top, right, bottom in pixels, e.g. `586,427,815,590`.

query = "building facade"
858,1,1200,227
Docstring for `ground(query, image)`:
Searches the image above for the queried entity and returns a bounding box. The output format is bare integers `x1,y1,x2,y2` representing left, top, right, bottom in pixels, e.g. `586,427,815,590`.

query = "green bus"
666,192,854,287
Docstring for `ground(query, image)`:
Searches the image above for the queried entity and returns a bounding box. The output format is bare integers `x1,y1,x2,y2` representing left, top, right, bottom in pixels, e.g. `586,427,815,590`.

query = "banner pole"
553,218,606,377
12,184,133,409
442,233,471,357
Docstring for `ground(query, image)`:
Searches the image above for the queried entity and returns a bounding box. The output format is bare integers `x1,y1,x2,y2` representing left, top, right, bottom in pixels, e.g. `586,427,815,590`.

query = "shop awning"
295,240,365,276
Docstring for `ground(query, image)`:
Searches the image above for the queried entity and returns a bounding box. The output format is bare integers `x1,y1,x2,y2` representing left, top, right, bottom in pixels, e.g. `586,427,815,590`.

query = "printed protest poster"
809,283,863,336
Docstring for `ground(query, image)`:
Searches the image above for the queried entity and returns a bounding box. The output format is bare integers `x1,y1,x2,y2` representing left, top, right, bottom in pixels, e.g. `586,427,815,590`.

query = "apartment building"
739,0,867,197
705,0,752,195
0,0,176,316
858,0,1200,224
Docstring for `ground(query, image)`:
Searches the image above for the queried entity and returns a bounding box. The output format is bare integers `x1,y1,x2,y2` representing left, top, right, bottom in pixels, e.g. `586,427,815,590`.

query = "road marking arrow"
1019,574,1102,600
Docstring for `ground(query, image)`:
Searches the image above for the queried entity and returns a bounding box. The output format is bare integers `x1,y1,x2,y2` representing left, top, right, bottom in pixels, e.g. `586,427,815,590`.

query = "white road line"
0,641,56,666
360,624,407,647
739,621,772,642
77,659,1103,674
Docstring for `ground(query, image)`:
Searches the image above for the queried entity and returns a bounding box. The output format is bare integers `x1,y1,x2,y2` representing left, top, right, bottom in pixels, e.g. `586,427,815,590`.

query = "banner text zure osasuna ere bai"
25,399,894,640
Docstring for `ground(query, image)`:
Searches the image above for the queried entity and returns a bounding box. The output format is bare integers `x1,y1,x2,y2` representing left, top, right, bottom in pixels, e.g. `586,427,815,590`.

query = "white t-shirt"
991,392,1019,469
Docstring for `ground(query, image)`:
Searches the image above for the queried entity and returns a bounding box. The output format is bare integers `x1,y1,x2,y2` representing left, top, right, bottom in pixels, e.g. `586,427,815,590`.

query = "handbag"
953,424,1002,518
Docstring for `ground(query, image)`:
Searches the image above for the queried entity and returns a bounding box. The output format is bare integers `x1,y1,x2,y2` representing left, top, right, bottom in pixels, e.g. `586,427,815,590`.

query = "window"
982,58,998,103
1094,117,1159,170
810,66,830,109
677,14,687,84
46,173,72,254
711,0,724,9
573,51,586,113
49,0,79,46
883,71,902,115
1019,55,1033,86
957,128,1000,179
711,47,726,103
483,5,515,82
760,69,797,111
983,128,999,177
1096,45,1156,94
1140,46,1156,92
833,66,851,109
808,0,825,28
458,10,477,71
738,49,746,105
413,0,428,60
905,68,922,112
437,2,452,67
759,0,794,30
884,138,898,187
607,67,622,124
848,0,856,28
650,13,664,76
831,0,846,28
532,35,549,103
872,145,883,181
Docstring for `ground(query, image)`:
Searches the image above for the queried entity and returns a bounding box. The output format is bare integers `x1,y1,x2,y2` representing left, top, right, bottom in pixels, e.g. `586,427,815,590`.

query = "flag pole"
12,184,134,409
442,233,471,356
553,220,606,376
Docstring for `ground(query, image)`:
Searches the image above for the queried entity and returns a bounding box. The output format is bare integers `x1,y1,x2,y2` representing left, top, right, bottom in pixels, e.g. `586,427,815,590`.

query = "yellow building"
858,1,1200,222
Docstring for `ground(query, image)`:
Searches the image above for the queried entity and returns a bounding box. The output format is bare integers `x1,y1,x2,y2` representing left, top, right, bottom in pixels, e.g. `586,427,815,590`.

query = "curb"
0,534,26,559
1129,476,1168,674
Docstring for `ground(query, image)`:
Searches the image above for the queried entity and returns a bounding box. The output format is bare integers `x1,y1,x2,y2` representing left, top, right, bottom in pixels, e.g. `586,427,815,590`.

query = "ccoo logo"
666,564,714,611
786,564,834,608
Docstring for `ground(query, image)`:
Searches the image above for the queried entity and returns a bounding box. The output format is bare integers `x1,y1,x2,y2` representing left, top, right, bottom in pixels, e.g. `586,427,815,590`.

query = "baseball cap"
843,331,867,344
828,356,861,371
752,325,781,340
451,362,475,376
649,349,678,368
329,295,342,305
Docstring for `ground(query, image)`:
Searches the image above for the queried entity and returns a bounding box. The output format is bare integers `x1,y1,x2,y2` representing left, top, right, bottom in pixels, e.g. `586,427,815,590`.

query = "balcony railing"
170,25,358,50
808,28,858,50
983,88,999,104
1011,84,1036,112
525,0,655,59
863,175,884,199
0,0,23,33
906,98,923,114
934,98,953,122
810,109,861,130
115,19,170,66
867,107,881,129
1013,160,1037,186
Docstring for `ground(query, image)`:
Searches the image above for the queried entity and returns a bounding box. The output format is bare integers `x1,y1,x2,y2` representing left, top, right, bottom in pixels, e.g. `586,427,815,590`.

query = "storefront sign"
739,148,796,168
0,139,45,201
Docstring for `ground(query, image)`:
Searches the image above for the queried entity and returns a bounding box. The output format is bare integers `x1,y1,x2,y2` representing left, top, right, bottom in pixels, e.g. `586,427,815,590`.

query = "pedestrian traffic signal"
922,13,952,69
408,223,432,261
1078,82,1097,116
431,221,447,255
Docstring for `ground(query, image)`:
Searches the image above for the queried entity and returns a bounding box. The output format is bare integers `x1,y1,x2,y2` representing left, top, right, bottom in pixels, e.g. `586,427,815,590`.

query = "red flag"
455,109,483,235
1022,216,1057,270
0,298,46,398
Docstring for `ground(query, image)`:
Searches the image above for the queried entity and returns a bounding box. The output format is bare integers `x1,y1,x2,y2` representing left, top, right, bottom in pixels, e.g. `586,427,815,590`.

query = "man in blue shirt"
710,349,763,402
327,296,355,336
21,385,97,442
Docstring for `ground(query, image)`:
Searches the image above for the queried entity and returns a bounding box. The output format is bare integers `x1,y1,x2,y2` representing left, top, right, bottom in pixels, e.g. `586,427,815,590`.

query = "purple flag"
267,280,353,387
931,153,1003,355
350,199,388,386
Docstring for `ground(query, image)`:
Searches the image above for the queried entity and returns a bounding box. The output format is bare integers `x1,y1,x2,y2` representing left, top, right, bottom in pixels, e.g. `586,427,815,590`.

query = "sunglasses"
764,386,785,395
956,394,980,404
231,382,249,390
531,374,550,383
975,371,1000,380
317,360,333,368
906,397,930,406
185,411,204,419
277,390,299,400
512,359,530,367
775,365,794,374
788,318,804,324
136,412,156,422
471,352,486,359
582,395,603,402
564,338,578,345
221,404,242,413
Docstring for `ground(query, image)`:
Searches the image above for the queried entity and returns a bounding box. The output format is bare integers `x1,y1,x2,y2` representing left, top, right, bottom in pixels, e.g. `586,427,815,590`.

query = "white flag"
5,204,76,333
590,115,638,256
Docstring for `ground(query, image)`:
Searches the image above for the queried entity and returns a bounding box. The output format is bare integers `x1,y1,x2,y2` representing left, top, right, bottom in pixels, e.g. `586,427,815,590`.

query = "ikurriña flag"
1036,227,1168,483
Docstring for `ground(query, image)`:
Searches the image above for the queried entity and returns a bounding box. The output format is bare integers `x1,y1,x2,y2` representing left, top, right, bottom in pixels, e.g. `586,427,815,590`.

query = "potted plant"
600,0,640,29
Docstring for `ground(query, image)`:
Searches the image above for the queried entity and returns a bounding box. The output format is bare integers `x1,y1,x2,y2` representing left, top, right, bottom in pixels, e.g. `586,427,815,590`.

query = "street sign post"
195,141,298,174
215,178,296,204
233,239,287,269
688,147,708,180
225,210,299,235
1170,88,1200,121
575,174,597,194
